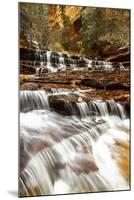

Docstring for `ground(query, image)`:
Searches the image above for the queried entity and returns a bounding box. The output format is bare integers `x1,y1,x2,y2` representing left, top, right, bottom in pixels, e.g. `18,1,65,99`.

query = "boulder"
91,40,120,59
80,78,129,90
103,45,118,56
80,78,103,89
49,94,82,115
107,52,130,63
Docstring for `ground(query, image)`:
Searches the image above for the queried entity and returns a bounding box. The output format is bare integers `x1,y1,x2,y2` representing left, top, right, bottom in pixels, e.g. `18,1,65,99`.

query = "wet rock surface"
107,52,130,63
19,48,130,196
20,69,130,116
80,78,129,90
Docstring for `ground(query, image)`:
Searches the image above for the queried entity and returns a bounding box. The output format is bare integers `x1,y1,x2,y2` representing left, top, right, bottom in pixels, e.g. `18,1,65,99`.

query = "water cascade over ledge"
20,49,126,77
19,90,129,197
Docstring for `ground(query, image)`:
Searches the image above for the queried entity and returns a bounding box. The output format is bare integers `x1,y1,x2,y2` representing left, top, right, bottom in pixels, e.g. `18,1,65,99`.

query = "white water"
19,90,129,197
34,51,124,77
46,51,57,73
50,88,80,94
59,56,66,71
20,91,49,112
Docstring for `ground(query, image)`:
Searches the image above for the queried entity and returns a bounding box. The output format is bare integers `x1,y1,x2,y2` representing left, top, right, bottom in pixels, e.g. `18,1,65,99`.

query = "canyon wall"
49,5,85,30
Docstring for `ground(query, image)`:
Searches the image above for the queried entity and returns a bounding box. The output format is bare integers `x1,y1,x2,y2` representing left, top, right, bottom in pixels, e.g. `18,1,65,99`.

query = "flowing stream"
34,50,124,77
19,90,129,197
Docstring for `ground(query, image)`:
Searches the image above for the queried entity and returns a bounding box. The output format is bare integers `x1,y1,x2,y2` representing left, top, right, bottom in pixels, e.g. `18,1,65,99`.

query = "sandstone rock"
118,46,129,54
20,64,36,74
107,52,130,62
80,78,103,89
20,48,37,61
91,40,120,59
49,6,84,29
80,78,129,90
49,94,81,115
21,83,39,90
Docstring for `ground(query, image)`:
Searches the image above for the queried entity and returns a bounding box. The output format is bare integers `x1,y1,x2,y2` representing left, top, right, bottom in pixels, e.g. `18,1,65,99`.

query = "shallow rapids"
34,50,124,76
19,90,129,197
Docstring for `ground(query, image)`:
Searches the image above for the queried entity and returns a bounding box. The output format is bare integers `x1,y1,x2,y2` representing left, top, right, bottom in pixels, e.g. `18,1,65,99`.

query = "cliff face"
49,5,85,30
20,4,130,59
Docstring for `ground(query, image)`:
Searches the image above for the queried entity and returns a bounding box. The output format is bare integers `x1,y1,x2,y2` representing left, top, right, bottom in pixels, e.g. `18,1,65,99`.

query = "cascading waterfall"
20,91,49,112
49,88,80,94
19,90,129,197
46,51,56,73
59,56,66,71
33,50,124,77
35,62,45,77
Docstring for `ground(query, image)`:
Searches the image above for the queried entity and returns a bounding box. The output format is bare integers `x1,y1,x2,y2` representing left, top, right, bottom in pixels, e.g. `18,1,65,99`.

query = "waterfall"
19,90,129,197
70,59,77,69
20,91,126,118
46,51,57,73
32,50,125,77
59,56,66,70
49,88,80,94
20,91,49,112
20,45,129,196
35,67,40,77
76,102,90,118
46,51,51,63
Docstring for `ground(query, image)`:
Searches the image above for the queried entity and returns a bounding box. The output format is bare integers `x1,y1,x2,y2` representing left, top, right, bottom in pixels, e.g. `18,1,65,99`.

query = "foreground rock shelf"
20,69,130,89
20,69,130,116
49,90,130,116
20,89,130,116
